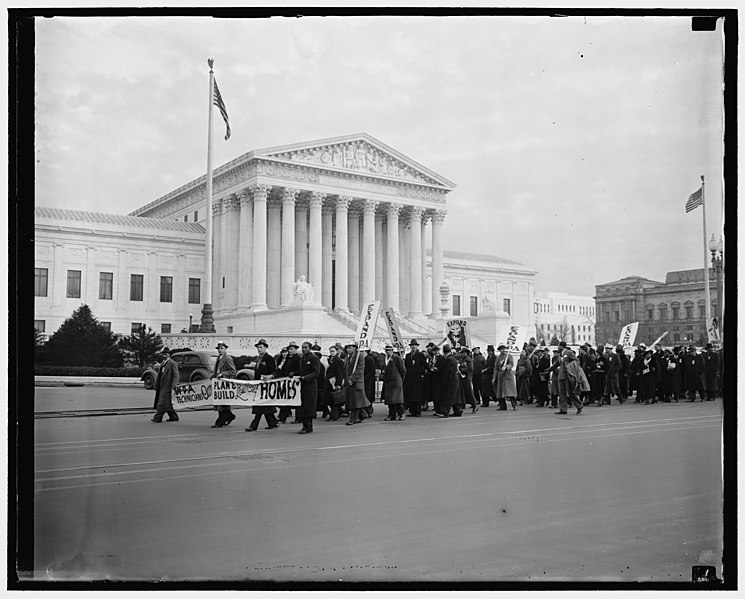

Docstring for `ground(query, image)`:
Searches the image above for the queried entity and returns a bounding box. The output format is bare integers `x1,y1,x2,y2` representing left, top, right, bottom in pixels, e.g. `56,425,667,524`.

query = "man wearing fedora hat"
212,341,237,428
704,343,720,400
343,342,370,425
481,345,497,408
404,339,426,417
278,342,302,423
152,348,180,423
683,345,706,402
382,344,407,421
245,339,279,432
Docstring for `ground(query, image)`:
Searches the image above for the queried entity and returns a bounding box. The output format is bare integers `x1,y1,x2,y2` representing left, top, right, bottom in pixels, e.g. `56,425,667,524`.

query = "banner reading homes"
171,379,213,410
618,322,639,350
355,300,381,351
212,377,302,407
382,308,406,352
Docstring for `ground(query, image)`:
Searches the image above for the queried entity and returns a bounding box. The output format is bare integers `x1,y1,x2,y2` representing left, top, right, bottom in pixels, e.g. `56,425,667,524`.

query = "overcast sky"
34,14,726,297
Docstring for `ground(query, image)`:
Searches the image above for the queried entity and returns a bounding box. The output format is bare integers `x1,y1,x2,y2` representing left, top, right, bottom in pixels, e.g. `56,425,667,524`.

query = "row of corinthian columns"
211,186,446,318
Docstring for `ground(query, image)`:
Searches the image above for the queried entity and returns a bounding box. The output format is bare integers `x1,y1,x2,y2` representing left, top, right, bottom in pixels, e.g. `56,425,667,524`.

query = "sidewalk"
34,376,143,388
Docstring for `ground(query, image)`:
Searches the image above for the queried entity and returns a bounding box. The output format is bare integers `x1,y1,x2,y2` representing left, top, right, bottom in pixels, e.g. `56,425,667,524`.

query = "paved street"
31,389,724,583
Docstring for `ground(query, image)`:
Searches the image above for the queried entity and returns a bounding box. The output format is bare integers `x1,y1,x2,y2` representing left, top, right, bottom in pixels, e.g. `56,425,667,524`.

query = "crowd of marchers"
150,337,723,430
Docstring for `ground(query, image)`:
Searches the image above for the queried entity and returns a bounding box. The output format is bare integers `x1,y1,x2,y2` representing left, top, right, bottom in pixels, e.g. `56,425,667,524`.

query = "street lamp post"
189,313,193,333
708,235,723,332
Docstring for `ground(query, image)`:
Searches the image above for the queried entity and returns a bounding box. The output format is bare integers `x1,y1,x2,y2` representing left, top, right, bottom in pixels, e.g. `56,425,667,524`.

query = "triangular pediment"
253,133,455,189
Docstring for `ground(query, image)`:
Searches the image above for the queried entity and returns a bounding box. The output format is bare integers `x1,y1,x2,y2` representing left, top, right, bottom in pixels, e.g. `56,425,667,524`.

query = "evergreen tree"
118,325,163,367
43,305,123,367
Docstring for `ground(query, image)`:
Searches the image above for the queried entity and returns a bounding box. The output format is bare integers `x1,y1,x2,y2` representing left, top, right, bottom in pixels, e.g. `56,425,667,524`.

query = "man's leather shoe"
554,411,567,415
245,427,257,432
298,430,311,434
151,418,162,423
211,423,224,428
265,425,278,430
384,417,394,421
398,414,406,421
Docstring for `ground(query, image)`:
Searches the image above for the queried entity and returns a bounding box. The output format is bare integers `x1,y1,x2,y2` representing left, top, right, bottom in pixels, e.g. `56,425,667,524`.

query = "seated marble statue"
292,275,314,304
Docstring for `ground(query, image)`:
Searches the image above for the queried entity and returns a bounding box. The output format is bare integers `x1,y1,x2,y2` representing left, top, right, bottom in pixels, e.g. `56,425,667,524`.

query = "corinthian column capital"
432,209,447,222
336,196,352,211
237,190,252,207
310,192,327,208
282,188,299,206
362,199,379,215
251,184,272,201
409,206,425,221
387,203,402,218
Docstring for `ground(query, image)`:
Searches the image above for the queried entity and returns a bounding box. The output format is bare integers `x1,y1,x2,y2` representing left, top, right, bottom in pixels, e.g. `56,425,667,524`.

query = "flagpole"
201,58,215,333
701,174,712,338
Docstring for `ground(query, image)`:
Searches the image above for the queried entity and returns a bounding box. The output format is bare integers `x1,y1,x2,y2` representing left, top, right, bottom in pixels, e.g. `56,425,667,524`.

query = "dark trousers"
215,407,235,425
687,375,706,401
557,378,569,412
619,372,628,398
249,411,278,430
348,408,367,423
278,406,294,422
387,404,405,419
481,378,495,407
300,417,313,432
472,376,482,405
153,408,178,422
407,398,422,416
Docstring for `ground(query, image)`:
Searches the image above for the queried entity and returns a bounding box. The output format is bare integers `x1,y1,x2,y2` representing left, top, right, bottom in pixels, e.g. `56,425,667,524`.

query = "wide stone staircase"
324,307,440,338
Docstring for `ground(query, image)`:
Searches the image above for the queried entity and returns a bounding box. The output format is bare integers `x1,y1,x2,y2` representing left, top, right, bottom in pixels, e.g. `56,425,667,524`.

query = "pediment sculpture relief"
277,142,430,183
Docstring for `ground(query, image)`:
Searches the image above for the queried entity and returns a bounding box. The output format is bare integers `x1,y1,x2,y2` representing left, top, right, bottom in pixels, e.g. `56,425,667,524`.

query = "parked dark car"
141,350,255,389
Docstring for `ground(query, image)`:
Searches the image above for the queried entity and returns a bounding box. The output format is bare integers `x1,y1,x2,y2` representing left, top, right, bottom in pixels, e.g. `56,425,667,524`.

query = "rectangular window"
131,322,142,335
100,321,111,332
503,298,511,315
452,294,461,316
161,323,171,334
659,307,667,320
194,210,199,222
188,278,201,304
160,276,173,303
66,270,81,298
469,296,478,317
99,272,113,300
34,319,45,333
227,326,234,334
685,306,693,319
130,274,144,301
699,305,706,318
614,310,620,322
672,307,680,320
183,215,188,222
35,268,48,297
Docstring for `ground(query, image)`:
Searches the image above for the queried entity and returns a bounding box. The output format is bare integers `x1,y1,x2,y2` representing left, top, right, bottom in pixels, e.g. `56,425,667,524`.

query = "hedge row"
34,366,146,377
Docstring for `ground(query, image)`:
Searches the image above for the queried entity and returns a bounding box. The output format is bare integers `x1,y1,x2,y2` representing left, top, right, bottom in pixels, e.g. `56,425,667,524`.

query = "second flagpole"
201,58,216,332
701,174,712,335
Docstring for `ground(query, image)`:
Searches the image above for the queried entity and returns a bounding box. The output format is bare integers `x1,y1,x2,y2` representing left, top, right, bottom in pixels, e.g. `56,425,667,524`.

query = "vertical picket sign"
618,322,639,350
355,300,382,351
383,308,406,352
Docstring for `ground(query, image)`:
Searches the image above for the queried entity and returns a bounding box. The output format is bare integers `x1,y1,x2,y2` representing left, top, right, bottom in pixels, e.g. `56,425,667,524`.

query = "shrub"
42,305,123,367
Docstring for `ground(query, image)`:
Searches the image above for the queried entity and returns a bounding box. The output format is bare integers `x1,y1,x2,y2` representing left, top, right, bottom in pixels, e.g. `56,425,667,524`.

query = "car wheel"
143,374,154,390
190,370,209,382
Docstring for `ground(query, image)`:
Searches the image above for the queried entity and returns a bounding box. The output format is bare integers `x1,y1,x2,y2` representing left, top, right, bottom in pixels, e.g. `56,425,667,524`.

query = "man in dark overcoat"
382,344,407,421
704,343,720,400
403,338,426,417
471,346,485,406
278,342,302,423
152,348,180,423
212,341,237,428
364,350,377,417
684,346,706,401
312,344,327,416
437,344,461,418
481,345,497,408
458,347,477,413
245,339,278,432
616,345,630,401
295,342,321,434
325,345,345,421
344,342,370,425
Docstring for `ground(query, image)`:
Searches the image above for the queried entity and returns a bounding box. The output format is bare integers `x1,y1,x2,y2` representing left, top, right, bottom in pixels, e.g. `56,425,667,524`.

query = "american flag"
213,78,231,140
685,186,703,213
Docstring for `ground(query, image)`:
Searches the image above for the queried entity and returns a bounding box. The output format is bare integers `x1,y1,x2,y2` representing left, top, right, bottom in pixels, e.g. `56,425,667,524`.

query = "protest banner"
649,331,669,348
706,317,721,346
355,300,381,351
497,324,527,355
211,377,303,407
618,322,639,350
382,308,406,352
171,379,213,410
445,319,470,349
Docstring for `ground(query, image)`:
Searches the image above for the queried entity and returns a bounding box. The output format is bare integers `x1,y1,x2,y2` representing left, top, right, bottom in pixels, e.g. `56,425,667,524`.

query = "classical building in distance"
594,269,720,347
532,291,596,346
35,134,537,344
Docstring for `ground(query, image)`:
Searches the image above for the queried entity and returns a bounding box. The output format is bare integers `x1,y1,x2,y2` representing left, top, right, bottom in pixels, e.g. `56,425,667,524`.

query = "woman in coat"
382,345,407,421
516,349,533,405
296,342,321,434
458,348,477,413
493,345,518,410
343,343,370,425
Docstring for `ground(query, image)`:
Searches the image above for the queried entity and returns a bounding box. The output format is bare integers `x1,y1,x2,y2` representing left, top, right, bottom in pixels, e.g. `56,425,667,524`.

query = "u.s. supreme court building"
35,134,537,349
